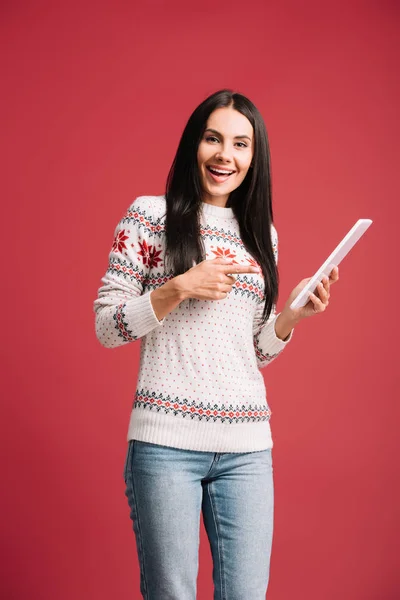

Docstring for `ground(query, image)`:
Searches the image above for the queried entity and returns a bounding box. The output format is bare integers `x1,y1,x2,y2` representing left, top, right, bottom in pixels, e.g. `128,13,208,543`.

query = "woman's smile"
206,165,236,183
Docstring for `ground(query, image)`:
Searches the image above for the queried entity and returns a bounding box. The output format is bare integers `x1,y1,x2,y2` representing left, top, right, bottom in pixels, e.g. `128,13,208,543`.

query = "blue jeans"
123,439,274,600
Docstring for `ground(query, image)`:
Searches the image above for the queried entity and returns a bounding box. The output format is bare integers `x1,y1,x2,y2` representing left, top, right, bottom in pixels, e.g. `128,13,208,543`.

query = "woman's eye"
205,136,247,148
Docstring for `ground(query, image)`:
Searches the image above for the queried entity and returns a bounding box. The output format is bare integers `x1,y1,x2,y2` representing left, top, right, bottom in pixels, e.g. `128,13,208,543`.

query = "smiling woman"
93,88,337,600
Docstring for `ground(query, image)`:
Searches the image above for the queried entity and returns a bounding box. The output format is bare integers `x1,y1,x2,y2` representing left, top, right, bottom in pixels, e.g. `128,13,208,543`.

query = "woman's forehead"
206,107,253,138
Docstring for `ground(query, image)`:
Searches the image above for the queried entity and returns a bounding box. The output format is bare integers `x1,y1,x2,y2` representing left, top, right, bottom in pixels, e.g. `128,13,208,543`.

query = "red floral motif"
246,256,259,268
136,240,163,268
211,246,237,261
149,245,163,269
112,230,129,253
137,239,152,266
246,256,263,278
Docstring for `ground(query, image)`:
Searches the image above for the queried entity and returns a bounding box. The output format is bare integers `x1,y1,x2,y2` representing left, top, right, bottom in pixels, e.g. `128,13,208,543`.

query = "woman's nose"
215,145,233,162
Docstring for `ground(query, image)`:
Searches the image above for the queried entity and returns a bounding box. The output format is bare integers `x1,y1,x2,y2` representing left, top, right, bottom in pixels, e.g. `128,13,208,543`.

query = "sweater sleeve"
93,196,165,348
252,224,294,369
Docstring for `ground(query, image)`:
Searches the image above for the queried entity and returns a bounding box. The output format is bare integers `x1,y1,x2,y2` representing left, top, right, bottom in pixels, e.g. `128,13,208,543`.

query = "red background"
1,1,399,598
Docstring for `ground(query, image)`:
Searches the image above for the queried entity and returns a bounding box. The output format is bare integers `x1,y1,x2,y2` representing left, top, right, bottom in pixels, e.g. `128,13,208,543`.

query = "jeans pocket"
123,439,134,482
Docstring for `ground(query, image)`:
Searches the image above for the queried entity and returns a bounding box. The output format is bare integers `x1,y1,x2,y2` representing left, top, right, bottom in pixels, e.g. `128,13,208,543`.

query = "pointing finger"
221,264,260,274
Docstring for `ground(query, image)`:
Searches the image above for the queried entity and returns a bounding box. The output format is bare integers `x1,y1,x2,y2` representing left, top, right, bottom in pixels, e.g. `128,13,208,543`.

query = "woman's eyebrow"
205,128,252,142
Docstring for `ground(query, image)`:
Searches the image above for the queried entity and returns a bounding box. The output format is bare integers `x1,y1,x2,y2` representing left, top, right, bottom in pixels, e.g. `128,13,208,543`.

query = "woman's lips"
206,166,235,184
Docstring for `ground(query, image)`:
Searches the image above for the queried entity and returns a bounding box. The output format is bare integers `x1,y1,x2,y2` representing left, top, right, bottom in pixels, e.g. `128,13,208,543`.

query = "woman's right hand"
176,257,261,301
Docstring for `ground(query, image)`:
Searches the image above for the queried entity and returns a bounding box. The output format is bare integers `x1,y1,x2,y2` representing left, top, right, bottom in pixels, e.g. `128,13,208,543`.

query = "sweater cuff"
258,312,294,355
123,291,165,339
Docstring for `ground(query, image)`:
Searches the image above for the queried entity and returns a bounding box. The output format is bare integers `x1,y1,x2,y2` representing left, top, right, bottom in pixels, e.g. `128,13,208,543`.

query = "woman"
93,88,338,599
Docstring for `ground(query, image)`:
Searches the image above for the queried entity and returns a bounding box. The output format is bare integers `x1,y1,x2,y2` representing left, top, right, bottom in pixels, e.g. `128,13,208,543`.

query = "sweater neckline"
201,201,235,220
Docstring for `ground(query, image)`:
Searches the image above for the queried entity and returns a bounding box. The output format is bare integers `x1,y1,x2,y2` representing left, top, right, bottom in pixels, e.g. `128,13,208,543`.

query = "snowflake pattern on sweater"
93,195,294,452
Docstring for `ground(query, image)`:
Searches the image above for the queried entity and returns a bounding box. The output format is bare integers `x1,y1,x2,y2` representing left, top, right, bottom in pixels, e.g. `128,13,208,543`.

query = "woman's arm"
93,196,169,348
252,224,295,369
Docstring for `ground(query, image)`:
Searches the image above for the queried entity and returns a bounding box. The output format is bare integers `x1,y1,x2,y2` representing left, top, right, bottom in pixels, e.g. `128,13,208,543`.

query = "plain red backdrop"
1,1,399,599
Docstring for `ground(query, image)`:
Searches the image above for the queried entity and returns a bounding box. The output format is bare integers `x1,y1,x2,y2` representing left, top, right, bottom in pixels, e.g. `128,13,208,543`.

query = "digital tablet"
289,218,373,310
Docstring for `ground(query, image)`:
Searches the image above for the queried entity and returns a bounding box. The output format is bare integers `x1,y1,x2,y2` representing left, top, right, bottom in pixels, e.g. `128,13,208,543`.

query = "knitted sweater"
93,195,294,452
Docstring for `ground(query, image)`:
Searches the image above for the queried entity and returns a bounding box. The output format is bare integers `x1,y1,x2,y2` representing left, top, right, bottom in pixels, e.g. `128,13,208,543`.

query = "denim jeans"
123,439,274,600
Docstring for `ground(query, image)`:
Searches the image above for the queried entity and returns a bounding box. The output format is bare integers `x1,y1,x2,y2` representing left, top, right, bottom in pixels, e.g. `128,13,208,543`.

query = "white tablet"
289,218,373,310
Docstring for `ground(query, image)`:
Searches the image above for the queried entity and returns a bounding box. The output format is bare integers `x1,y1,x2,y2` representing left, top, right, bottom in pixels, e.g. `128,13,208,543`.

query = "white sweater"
93,195,294,452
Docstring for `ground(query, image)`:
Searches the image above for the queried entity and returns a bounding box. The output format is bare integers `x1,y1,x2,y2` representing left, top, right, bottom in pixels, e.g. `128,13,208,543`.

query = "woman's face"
197,106,254,207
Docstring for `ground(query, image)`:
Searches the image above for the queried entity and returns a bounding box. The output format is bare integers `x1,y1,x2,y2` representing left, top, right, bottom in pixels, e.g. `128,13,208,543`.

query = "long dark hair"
164,88,278,326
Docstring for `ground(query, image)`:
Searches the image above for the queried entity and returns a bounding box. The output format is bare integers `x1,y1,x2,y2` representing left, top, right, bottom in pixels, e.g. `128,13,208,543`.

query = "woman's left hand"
281,266,340,323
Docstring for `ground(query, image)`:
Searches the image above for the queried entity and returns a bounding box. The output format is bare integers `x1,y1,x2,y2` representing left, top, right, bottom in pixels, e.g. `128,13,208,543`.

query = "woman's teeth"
207,167,234,176
206,166,235,182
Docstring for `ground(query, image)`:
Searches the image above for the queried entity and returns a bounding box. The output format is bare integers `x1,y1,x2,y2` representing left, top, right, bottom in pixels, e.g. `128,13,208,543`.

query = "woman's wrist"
171,274,189,301
274,310,301,341
150,276,187,321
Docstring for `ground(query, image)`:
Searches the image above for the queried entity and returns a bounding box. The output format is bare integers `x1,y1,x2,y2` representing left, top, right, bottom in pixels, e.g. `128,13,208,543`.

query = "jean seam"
128,445,149,599
123,440,132,482
208,481,226,600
